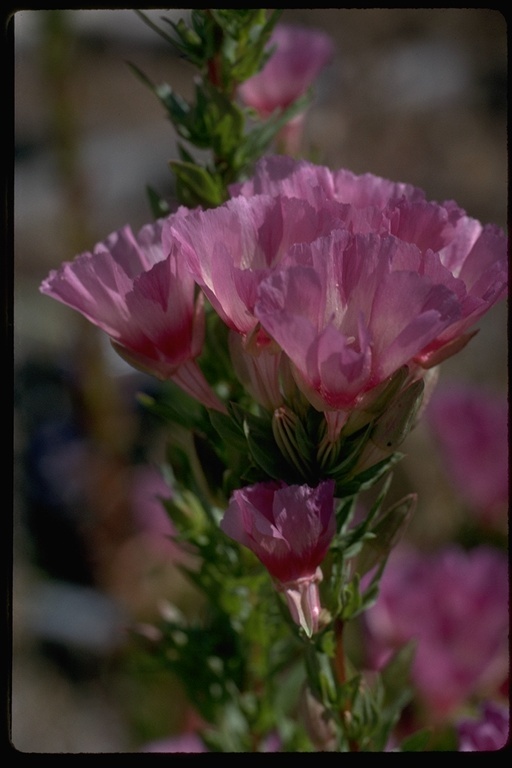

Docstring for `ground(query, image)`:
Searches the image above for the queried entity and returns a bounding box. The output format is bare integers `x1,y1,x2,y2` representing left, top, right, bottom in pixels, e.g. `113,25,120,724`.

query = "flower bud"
354,379,424,472
272,406,312,477
343,366,410,436
277,568,324,637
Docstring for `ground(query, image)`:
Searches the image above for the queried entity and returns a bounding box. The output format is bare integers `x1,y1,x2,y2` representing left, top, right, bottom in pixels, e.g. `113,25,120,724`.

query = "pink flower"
220,480,336,636
426,384,508,528
457,700,509,752
254,229,462,416
140,732,207,753
233,155,508,369
165,192,342,338
364,545,509,721
238,24,335,155
40,219,224,411
165,192,345,409
226,156,507,423
239,24,335,118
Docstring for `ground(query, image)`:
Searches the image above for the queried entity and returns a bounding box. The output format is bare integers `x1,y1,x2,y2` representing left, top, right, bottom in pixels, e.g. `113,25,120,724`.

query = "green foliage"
130,9,300,208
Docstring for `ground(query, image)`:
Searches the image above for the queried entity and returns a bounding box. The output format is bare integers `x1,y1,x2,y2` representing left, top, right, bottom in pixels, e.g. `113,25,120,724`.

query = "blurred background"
11,9,507,752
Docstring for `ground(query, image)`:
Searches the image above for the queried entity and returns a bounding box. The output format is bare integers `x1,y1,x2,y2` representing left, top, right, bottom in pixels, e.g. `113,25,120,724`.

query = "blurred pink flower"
364,545,509,721
239,23,335,118
457,700,509,751
130,465,187,562
140,729,281,753
40,219,224,412
220,480,336,636
238,24,335,155
140,732,207,752
426,384,508,527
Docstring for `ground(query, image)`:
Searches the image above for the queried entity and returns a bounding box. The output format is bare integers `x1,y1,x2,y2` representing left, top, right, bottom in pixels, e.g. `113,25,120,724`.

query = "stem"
334,618,359,752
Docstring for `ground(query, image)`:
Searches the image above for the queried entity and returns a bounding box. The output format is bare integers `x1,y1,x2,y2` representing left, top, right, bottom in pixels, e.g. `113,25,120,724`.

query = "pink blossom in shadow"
457,700,509,751
364,545,509,721
238,23,335,154
426,383,508,528
40,218,224,412
220,480,336,636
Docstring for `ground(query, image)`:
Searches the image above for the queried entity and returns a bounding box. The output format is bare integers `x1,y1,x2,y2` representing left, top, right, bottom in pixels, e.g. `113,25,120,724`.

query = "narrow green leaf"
169,160,225,207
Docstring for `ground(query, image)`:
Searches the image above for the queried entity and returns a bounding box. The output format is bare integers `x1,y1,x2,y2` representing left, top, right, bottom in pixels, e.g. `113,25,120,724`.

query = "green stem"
334,618,359,752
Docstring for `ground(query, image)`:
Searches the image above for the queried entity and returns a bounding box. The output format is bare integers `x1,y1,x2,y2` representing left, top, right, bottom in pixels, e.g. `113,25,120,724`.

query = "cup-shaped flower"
238,23,335,155
220,480,336,636
254,230,461,424
233,155,508,370
40,219,224,412
363,545,509,721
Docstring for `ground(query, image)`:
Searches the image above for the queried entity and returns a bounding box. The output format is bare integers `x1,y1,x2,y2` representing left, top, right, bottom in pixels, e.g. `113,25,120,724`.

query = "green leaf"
209,409,249,454
379,641,416,713
336,452,404,497
398,729,433,752
169,160,225,207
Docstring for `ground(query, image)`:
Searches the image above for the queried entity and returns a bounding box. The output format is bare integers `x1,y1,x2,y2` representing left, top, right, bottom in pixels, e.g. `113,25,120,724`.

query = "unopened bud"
277,568,323,637
370,378,424,451
344,366,410,436
272,406,312,477
354,379,425,473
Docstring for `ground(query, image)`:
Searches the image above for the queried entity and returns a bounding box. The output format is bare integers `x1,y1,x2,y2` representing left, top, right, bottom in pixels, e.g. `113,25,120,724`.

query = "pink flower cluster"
40,156,507,634
41,156,507,432
363,545,509,721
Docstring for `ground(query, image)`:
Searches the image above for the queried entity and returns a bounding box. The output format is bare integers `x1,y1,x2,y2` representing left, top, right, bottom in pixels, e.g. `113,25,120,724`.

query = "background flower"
238,23,335,154
426,383,508,529
363,545,509,721
457,700,509,752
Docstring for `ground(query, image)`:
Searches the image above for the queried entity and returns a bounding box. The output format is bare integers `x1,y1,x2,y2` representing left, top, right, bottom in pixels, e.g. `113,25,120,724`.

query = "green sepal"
334,451,404,497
